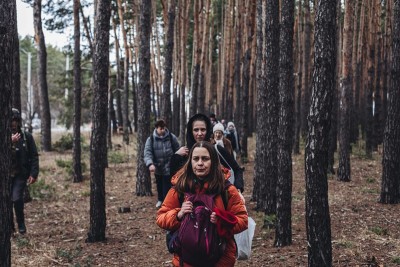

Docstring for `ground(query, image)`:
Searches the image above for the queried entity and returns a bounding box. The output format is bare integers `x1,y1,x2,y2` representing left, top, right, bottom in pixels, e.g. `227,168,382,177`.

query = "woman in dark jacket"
170,113,244,192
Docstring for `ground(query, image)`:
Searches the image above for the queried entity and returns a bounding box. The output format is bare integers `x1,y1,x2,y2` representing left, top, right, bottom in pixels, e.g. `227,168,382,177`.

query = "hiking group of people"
145,113,248,266
9,107,248,265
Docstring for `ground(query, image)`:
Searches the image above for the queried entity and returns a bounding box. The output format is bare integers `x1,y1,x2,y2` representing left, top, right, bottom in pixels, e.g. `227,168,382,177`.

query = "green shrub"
108,151,128,164
53,134,87,152
29,179,56,200
53,133,74,152
263,214,276,229
15,236,30,248
369,226,388,236
366,177,376,184
56,244,82,263
55,159,87,177
392,257,400,264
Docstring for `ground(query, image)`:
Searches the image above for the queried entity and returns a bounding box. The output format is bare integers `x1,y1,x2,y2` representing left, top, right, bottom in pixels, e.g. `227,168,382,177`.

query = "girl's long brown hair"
175,141,225,195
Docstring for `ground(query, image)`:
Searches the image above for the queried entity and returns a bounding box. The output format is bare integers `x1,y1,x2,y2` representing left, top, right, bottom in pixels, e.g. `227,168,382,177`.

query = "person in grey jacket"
144,119,180,208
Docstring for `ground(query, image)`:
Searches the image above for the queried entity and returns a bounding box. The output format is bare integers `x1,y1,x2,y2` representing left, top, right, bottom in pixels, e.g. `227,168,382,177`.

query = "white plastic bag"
234,217,256,260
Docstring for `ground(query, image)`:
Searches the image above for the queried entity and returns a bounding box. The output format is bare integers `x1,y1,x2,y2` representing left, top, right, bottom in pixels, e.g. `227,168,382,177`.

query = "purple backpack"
170,192,226,266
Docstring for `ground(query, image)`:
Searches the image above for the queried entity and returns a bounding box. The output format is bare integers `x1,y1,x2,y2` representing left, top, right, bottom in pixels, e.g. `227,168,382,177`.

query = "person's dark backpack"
167,181,231,266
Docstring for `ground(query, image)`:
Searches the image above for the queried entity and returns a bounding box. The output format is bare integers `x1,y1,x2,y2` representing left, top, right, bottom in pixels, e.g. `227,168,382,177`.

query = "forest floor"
10,132,400,267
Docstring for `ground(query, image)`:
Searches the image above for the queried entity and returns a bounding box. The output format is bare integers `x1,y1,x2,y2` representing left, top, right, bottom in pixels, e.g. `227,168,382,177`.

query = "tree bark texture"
233,2,242,124
87,0,111,243
380,0,400,204
73,0,83,183
253,0,264,203
338,0,354,182
0,0,17,264
116,0,130,144
275,0,294,247
327,0,341,175
34,0,52,151
136,0,153,196
365,0,375,157
373,1,383,148
240,0,255,162
305,0,337,266
161,0,176,126
294,0,303,155
301,0,312,138
189,1,200,117
262,0,279,215
12,35,21,111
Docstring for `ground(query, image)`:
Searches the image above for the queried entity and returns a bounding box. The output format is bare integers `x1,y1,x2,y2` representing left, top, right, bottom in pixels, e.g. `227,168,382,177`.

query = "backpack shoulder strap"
214,144,232,170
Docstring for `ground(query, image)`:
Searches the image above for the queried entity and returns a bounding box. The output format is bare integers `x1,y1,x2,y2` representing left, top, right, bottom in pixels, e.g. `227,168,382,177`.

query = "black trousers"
155,174,172,202
11,176,27,225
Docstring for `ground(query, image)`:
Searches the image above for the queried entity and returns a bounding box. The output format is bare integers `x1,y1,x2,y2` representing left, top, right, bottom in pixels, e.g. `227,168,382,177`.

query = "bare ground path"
11,134,400,266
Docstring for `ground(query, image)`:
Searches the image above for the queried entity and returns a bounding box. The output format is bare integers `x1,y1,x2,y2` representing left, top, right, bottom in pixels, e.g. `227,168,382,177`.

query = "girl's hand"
176,146,189,156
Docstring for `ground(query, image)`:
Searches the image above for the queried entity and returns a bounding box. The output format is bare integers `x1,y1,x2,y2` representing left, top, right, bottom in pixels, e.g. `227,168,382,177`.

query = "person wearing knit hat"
226,121,240,160
212,122,234,156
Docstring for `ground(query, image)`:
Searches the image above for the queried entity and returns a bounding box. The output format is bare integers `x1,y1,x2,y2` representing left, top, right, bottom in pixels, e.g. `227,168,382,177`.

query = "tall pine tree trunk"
365,0,375,158
305,0,337,265
275,0,294,247
379,0,400,204
116,0,130,144
87,0,111,243
73,0,83,183
34,0,51,151
136,0,153,196
0,0,17,263
161,0,176,126
338,0,354,182
263,0,279,216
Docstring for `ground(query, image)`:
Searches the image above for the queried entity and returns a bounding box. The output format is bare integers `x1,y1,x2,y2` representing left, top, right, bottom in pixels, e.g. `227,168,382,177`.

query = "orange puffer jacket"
156,171,248,267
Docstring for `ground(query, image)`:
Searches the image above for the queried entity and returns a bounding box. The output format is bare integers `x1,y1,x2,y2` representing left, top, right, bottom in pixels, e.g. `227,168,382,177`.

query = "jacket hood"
152,128,171,140
185,113,213,149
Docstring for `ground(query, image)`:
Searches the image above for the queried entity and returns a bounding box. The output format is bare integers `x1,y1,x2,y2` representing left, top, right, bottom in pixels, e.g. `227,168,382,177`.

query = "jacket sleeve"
156,188,182,231
216,145,244,192
169,153,187,177
27,133,39,179
226,186,248,234
143,137,153,167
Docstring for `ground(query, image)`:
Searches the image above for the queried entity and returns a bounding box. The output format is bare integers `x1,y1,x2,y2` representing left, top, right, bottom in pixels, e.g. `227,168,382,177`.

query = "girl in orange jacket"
156,141,248,267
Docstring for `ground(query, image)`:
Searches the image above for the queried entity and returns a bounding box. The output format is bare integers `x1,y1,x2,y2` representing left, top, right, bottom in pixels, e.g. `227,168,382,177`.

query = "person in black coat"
170,113,244,192
10,108,39,234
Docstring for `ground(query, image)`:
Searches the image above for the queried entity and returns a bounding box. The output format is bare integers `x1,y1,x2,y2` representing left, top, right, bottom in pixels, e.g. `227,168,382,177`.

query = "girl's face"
192,120,207,142
191,147,211,178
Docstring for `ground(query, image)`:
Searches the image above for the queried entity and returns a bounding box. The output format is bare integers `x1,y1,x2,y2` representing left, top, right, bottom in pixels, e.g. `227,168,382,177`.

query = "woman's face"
192,120,207,142
214,130,223,140
191,147,211,178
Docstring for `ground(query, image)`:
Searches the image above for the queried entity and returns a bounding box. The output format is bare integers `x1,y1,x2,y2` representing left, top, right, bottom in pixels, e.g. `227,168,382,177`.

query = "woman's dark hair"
175,141,225,195
185,113,213,149
155,119,167,128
